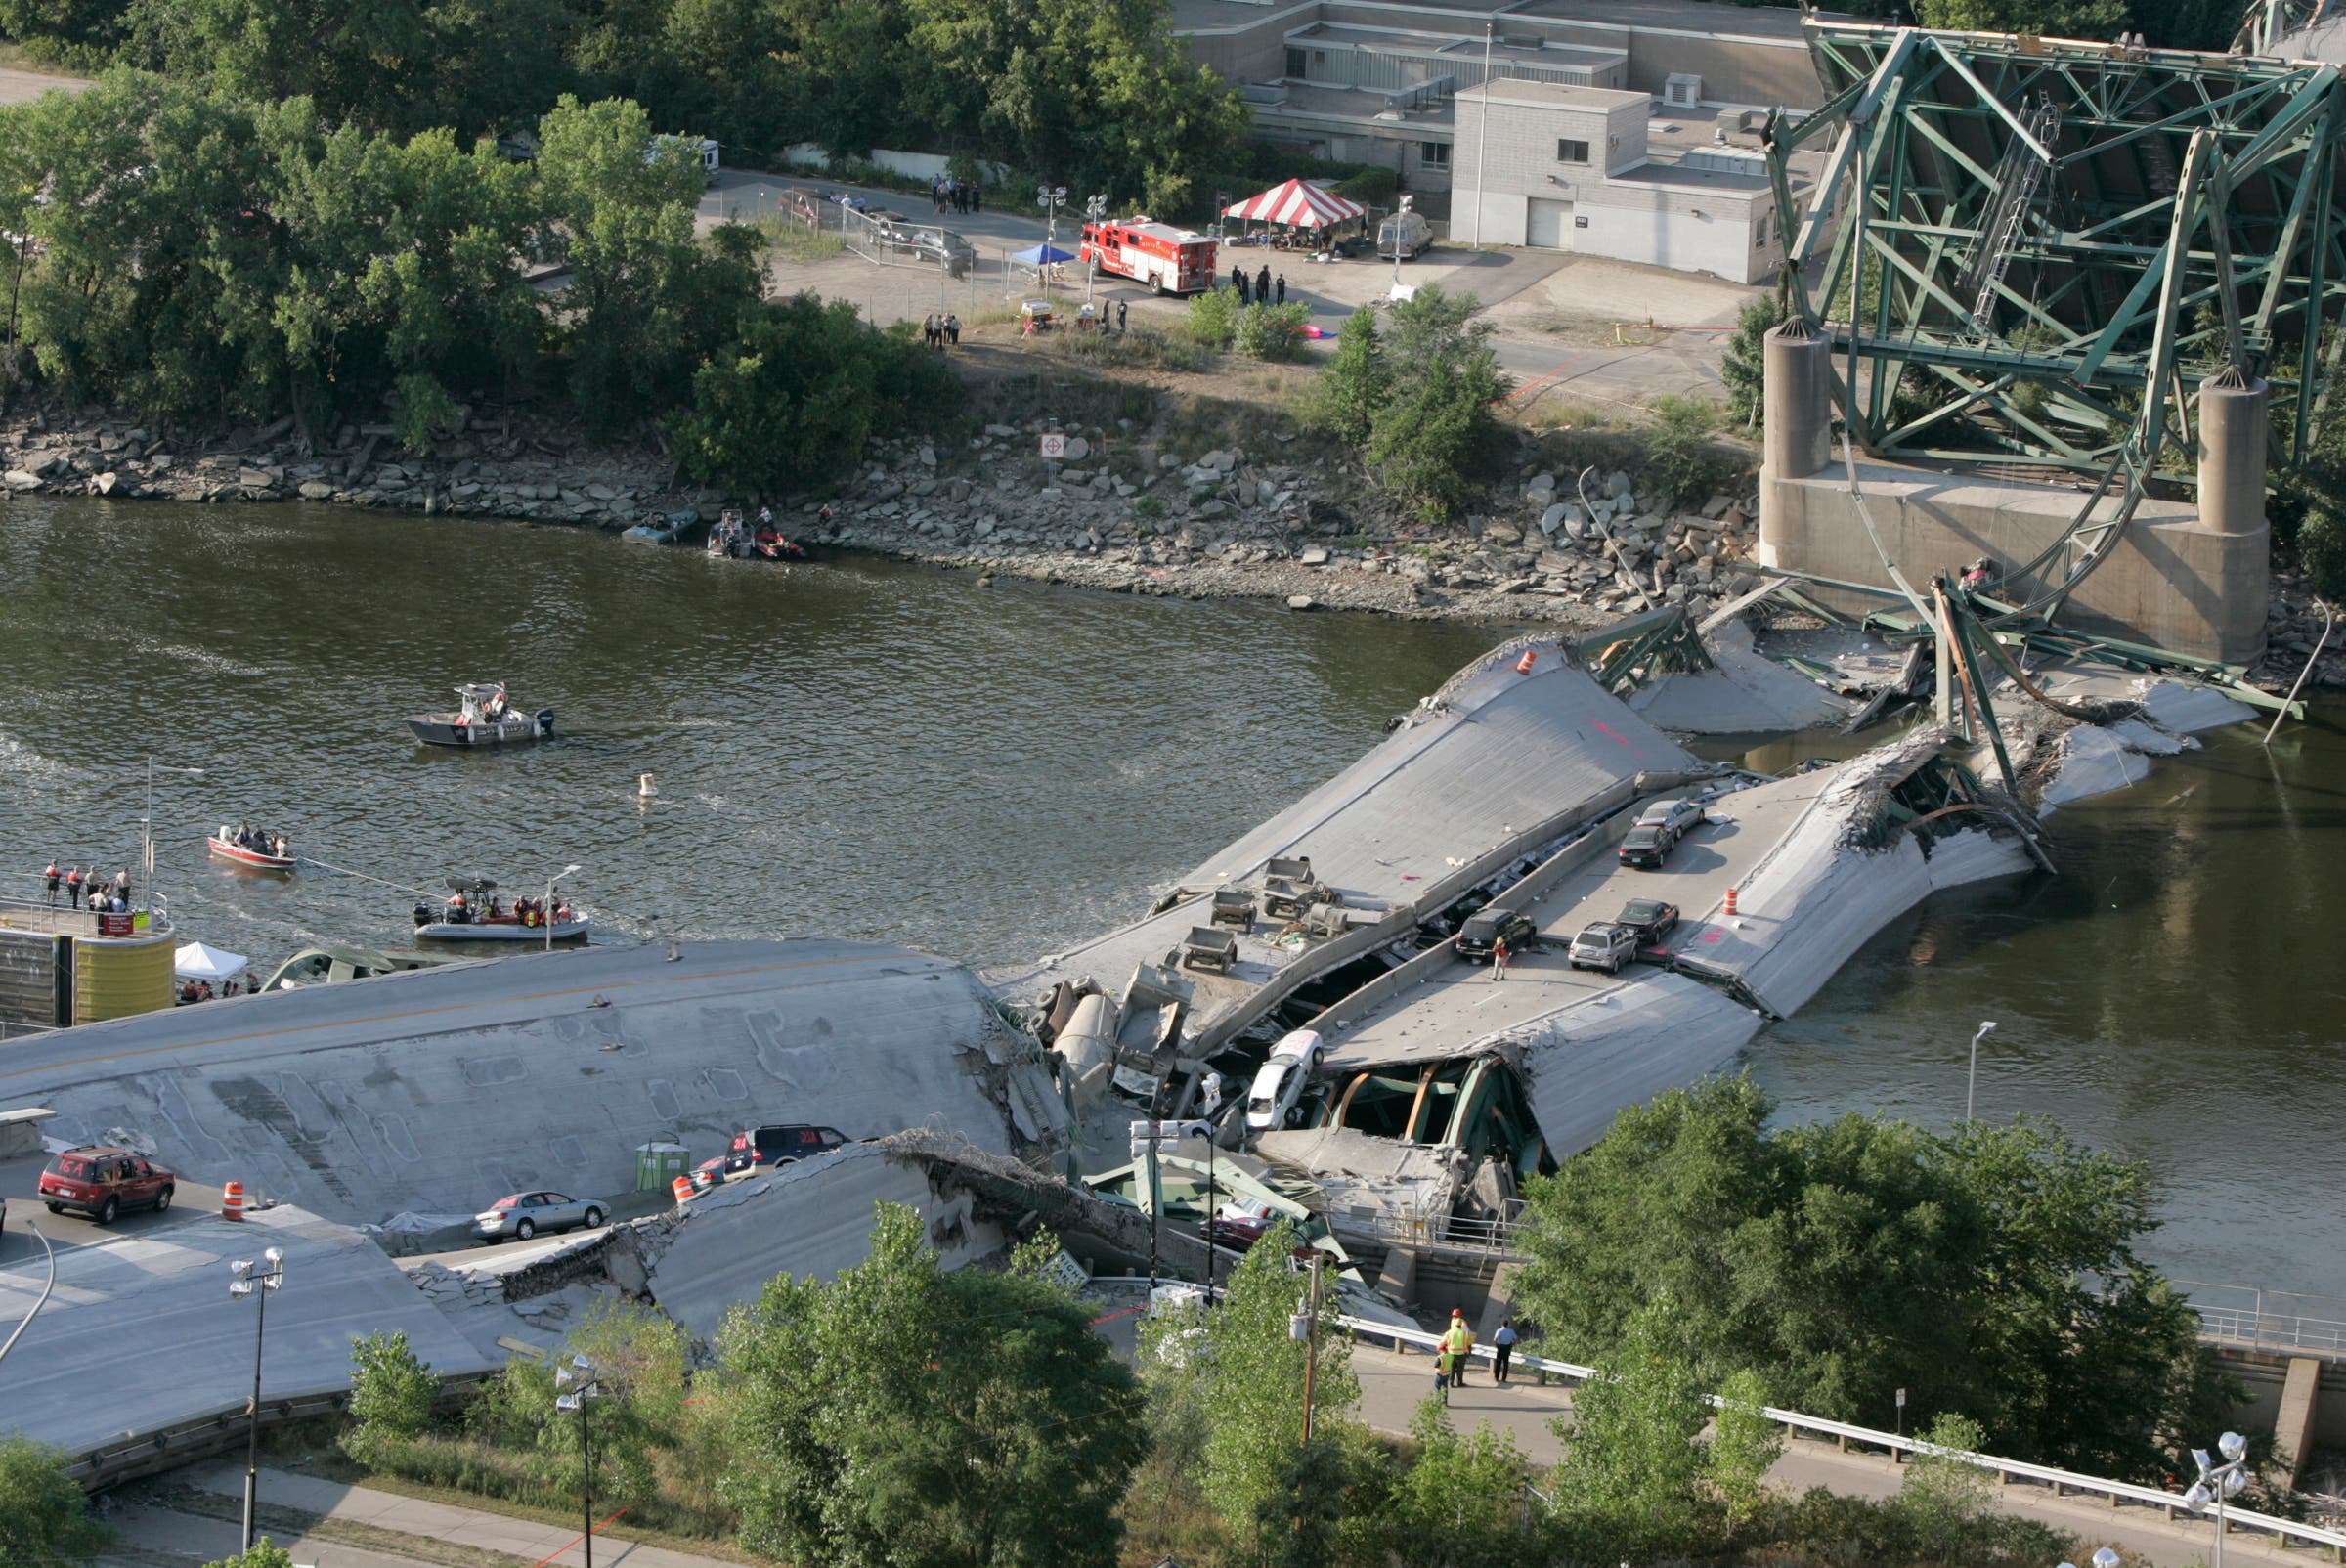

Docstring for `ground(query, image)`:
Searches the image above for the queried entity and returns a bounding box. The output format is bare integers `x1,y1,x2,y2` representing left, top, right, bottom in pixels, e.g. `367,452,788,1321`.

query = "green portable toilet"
635,1141,690,1192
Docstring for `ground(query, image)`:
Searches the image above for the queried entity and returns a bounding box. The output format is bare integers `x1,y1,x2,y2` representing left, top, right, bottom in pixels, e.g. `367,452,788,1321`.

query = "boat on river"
705,510,809,562
623,508,698,545
413,876,589,942
206,825,295,871
406,682,554,748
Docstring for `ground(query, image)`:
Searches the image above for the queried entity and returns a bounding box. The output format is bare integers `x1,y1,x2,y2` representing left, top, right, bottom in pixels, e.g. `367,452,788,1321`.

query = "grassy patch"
1047,326,1209,374
747,216,847,266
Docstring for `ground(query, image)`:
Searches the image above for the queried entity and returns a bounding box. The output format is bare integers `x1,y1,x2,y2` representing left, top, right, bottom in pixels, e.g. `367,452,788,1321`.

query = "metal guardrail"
2180,1280,2346,1359
1335,1314,2346,1560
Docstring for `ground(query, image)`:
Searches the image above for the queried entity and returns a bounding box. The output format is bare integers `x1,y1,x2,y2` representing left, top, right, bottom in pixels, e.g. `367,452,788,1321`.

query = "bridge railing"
2179,1279,2346,1359
1334,1312,2346,1560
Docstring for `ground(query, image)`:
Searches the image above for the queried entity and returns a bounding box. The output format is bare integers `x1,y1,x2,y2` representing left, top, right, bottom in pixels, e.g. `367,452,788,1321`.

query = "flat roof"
1455,78,1649,109
1255,82,1459,127
1507,0,1823,41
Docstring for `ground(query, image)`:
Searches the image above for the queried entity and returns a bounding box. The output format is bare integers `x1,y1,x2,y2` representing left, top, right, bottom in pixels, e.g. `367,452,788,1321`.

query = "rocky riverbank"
2,397,2337,691
802,420,1764,631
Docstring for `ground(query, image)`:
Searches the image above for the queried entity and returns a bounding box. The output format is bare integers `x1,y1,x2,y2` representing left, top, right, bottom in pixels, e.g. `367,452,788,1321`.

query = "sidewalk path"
188,1462,744,1567
1353,1344,2307,1568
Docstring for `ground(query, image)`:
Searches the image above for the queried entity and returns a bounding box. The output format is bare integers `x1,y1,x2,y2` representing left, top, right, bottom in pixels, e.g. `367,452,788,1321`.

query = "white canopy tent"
174,941,249,982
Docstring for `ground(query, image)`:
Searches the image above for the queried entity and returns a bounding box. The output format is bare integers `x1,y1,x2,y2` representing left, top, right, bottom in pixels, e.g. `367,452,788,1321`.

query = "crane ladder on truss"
1963,96,2064,336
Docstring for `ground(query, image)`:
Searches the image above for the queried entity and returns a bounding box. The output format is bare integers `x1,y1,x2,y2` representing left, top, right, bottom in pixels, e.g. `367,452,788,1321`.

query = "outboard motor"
535,708,555,736
412,901,431,927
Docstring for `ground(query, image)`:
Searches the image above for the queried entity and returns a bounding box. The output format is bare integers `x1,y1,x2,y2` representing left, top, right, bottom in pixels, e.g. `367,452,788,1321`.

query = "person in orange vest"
1440,1310,1475,1388
44,861,60,904
65,865,82,908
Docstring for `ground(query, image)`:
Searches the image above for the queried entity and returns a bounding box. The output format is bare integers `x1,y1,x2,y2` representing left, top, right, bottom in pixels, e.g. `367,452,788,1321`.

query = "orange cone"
221,1180,245,1221
1514,648,1538,675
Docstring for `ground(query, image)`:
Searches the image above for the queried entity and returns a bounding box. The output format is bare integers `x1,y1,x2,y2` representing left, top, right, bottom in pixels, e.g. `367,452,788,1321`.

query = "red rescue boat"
206,827,295,872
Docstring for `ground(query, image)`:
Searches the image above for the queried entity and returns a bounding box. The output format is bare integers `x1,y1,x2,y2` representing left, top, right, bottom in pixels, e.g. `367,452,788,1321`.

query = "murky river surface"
3,498,2341,1300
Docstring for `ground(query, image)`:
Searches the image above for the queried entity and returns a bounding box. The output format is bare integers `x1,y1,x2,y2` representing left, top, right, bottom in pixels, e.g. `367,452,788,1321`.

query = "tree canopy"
718,1205,1145,1568
1514,1076,2220,1480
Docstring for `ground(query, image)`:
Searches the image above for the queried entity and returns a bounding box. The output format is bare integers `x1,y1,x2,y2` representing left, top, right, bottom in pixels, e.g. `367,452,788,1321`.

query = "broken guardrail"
1335,1312,2346,1559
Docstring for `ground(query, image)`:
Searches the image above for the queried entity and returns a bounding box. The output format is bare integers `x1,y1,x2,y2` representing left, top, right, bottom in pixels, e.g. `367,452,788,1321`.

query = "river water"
2,497,2340,1301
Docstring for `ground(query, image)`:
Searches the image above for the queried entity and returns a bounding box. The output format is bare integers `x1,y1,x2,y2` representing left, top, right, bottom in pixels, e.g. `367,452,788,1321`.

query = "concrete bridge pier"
2197,371,2271,540
1760,321,1835,492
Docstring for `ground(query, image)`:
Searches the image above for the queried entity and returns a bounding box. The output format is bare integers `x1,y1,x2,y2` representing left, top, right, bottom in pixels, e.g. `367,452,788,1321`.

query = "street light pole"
1470,21,1494,250
546,863,584,948
556,1355,603,1568
2185,1433,2250,1568
1965,1020,1999,1123
1300,1251,1325,1444
229,1246,286,1550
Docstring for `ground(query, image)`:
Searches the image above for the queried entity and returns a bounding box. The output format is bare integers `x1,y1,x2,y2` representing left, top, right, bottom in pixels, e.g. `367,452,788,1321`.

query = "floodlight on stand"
2093,1550,2122,1568
555,1367,575,1389
230,1280,252,1297
231,1259,253,1277
2219,1431,2247,1463
573,1354,594,1372
263,1247,283,1265
555,1392,581,1413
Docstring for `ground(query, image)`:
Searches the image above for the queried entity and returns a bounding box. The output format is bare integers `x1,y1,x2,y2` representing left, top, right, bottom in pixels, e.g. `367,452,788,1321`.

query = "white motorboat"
413,876,588,942
207,825,295,871
406,682,553,748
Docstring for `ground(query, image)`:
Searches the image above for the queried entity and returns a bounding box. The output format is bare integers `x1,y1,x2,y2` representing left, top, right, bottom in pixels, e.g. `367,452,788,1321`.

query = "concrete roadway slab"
1325,770,1830,1069
0,65,86,106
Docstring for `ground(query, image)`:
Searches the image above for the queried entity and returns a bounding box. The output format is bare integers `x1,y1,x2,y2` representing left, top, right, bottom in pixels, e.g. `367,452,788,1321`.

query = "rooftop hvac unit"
1500,32,1543,49
1664,72,1702,108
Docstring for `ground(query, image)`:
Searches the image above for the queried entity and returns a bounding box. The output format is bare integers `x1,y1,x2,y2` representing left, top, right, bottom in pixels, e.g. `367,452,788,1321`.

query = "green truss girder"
1766,24,2346,480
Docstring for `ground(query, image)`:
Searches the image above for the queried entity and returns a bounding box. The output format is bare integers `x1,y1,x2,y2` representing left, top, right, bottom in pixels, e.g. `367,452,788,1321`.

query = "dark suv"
724,1124,850,1175
38,1147,176,1225
1455,907,1537,962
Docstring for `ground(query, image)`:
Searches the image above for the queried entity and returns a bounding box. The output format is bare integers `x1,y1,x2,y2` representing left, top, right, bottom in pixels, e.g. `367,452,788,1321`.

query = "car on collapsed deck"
1618,823,1673,870
1245,1030,1325,1133
1455,907,1537,962
473,1191,607,1242
1614,898,1680,944
1567,922,1639,974
38,1147,176,1225
723,1123,852,1176
1636,798,1708,840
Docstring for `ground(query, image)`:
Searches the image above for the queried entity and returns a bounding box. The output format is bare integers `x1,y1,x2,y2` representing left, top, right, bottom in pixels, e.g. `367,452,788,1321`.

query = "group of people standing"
930,174,981,216
179,972,261,1004
922,312,961,349
1431,1308,1520,1403
42,862,130,911
1229,264,1287,307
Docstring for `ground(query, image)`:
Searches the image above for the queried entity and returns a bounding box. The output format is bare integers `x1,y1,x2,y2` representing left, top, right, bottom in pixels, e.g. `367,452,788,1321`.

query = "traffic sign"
1039,433,1066,458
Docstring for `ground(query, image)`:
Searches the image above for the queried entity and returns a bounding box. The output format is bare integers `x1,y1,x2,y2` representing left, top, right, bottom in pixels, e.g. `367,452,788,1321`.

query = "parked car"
473,1191,606,1242
1245,1032,1324,1133
1636,798,1708,841
1567,922,1640,974
724,1123,851,1175
1455,907,1537,961
1614,898,1681,944
38,1147,175,1225
687,1155,730,1194
1619,823,1673,870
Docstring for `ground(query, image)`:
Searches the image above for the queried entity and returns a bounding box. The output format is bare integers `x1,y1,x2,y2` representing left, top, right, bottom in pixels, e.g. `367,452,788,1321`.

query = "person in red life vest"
44,861,60,903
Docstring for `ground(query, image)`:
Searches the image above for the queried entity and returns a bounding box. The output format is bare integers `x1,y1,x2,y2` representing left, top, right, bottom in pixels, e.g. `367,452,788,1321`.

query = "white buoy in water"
637,772,658,801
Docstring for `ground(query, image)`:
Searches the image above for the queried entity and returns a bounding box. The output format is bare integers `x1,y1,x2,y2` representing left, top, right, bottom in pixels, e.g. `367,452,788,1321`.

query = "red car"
38,1146,176,1225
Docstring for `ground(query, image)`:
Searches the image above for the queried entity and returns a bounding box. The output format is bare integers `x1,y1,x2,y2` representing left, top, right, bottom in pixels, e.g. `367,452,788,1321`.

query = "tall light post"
229,1245,286,1550
1964,1020,1999,1123
1290,1250,1325,1442
1037,186,1068,304
2184,1432,2251,1568
1083,194,1107,310
545,862,582,952
1469,21,1494,250
555,1354,604,1568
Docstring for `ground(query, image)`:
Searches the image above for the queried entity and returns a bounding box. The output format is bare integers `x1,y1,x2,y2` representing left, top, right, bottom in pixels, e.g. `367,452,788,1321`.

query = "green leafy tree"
1708,1367,1781,1537
1377,1396,1536,1568
1308,306,1388,447
0,1432,112,1566
1185,284,1239,350
0,0,127,64
534,94,764,431
1642,394,1723,507
1359,284,1510,520
1515,1076,2214,1480
720,1205,1143,1568
1553,1298,1713,1554
346,1329,438,1445
1895,1413,1996,1539
1720,291,1785,429
1915,0,2129,37
198,1541,294,1568
666,292,958,497
1232,300,1311,362
1182,1224,1358,1561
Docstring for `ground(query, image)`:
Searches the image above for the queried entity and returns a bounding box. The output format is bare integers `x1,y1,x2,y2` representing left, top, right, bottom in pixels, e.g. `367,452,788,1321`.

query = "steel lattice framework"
1766,24,2346,486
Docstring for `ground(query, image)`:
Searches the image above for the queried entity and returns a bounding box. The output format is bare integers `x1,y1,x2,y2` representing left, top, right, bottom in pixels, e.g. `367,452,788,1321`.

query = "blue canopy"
1011,243,1076,266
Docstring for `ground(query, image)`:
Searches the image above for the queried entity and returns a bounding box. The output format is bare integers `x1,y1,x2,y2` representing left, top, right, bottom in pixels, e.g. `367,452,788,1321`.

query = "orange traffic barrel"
671,1175,693,1206
1514,648,1538,675
1723,888,1739,917
222,1180,245,1220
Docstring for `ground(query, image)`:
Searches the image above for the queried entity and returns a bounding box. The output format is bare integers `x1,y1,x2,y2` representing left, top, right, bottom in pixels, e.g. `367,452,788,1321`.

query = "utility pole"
1300,1251,1325,1443
1470,21,1495,249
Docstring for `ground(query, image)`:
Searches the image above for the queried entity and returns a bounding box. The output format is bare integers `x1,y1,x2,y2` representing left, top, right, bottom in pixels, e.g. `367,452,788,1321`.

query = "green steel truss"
1766,24,2346,482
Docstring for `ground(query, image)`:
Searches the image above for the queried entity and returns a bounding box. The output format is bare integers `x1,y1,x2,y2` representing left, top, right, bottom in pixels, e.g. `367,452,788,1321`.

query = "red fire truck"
1077,217,1218,295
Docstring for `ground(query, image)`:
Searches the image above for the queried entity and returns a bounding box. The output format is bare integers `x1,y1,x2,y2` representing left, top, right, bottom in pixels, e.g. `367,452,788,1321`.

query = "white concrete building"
1450,78,1817,283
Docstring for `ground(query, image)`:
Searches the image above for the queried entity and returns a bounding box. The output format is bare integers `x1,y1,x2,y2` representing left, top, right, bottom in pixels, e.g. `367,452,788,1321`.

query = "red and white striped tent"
1221,178,1366,230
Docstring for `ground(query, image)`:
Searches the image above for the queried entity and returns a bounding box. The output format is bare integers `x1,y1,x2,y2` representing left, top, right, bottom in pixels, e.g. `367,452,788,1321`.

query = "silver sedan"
473,1190,607,1242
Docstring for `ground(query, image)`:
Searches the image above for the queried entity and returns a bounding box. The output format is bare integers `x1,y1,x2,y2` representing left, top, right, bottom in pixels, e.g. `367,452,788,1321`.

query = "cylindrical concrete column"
1763,323,1834,480
2196,373,2270,536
